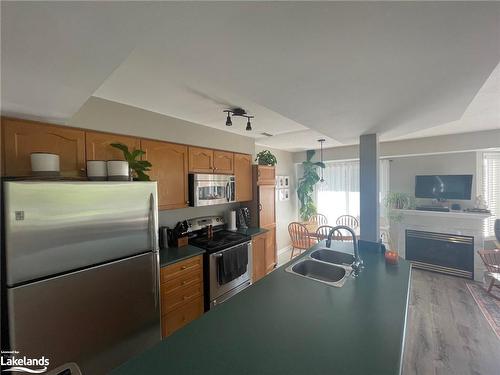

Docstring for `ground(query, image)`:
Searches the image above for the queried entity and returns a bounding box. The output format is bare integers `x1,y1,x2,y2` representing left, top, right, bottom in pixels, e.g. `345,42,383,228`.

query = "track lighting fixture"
223,108,254,131
225,112,232,126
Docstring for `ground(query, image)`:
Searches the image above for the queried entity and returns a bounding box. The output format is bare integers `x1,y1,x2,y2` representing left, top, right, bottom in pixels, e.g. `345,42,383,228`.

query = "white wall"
69,97,256,227
293,129,500,163
254,146,298,253
389,152,478,208
70,97,255,154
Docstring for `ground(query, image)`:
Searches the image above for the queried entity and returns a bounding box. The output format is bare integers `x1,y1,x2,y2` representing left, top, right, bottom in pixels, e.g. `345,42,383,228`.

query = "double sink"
285,248,356,287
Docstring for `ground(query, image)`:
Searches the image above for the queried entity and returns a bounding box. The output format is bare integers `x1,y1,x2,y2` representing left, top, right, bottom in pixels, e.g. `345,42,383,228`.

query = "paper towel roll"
228,210,237,231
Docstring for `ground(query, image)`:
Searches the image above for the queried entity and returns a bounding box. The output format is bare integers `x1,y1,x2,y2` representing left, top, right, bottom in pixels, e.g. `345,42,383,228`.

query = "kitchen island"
112,240,412,375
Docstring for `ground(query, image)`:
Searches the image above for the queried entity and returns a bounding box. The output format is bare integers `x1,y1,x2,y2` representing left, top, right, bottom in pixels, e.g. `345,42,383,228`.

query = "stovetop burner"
189,230,250,253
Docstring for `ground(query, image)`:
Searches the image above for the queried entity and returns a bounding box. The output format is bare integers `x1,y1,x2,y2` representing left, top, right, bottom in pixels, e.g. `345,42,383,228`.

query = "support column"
359,134,380,244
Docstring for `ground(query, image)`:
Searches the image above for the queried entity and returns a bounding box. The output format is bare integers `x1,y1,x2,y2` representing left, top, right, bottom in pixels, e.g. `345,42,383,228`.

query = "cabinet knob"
181,265,187,270
258,203,263,211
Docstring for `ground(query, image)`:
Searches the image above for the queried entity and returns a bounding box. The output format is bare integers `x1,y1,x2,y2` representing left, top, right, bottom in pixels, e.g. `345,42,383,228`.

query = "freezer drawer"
7,252,161,375
3,181,158,286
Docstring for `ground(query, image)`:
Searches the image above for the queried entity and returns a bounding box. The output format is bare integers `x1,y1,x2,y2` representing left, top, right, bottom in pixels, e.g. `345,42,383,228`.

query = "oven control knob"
216,218,219,222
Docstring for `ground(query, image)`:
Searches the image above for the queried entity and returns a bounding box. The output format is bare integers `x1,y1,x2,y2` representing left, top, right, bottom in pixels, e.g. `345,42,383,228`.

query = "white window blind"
315,160,390,225
482,152,500,237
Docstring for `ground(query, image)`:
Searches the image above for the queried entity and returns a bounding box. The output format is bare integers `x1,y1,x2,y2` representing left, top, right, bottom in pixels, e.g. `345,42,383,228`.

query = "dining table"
300,221,360,241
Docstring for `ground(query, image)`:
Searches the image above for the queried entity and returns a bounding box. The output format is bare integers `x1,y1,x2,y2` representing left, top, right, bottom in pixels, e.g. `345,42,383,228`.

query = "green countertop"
114,241,411,375
159,245,205,268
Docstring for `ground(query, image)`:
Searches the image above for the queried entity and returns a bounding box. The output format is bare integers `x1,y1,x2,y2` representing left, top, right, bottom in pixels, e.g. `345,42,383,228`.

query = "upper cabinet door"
188,147,214,173
213,151,234,174
256,165,276,185
142,140,188,210
85,131,140,161
2,117,85,177
234,153,252,202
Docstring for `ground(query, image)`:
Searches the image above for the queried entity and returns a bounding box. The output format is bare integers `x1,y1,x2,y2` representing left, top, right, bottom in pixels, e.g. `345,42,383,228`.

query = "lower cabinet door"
162,297,203,337
252,233,267,283
264,226,277,273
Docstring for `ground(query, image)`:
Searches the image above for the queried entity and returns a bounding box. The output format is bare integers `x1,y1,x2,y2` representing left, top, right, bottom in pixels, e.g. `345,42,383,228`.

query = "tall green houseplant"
297,150,325,220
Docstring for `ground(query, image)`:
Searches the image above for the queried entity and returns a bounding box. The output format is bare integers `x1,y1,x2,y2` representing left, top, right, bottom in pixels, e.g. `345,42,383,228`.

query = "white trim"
277,245,292,256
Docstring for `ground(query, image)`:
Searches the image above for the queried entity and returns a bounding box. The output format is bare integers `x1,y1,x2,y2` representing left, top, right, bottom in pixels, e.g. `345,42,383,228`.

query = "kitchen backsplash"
158,203,242,228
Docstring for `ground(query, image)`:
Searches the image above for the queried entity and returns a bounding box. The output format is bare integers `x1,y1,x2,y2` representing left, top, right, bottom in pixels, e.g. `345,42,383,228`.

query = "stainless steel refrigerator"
3,181,161,374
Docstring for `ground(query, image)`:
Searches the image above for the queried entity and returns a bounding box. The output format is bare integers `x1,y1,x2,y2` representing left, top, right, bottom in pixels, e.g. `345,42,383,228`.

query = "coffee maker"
237,207,251,229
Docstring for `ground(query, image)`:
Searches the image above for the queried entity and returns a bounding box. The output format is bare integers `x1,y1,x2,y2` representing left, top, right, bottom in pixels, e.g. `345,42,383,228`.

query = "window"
482,152,500,238
315,160,390,225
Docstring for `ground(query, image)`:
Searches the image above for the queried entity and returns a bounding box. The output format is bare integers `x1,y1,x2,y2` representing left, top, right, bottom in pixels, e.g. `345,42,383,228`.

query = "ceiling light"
223,108,254,131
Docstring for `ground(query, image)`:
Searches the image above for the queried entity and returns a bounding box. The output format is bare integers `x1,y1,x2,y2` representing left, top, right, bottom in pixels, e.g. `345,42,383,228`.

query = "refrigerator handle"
149,193,160,310
149,193,159,252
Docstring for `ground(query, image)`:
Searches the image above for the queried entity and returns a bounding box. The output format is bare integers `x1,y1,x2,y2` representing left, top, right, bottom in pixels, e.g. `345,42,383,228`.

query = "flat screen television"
415,175,473,200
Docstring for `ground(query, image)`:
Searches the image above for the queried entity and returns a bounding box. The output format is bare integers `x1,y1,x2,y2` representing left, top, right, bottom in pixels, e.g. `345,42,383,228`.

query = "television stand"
416,205,450,212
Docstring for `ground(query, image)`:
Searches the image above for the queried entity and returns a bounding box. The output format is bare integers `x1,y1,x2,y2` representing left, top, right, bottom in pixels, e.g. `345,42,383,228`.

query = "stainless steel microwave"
188,174,236,207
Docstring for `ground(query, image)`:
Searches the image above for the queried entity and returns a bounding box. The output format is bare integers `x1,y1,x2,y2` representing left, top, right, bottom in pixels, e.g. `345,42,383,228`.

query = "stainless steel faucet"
326,225,363,273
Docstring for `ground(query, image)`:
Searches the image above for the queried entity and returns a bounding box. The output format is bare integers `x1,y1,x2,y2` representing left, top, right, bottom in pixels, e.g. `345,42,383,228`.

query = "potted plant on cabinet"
255,150,277,166
110,143,152,181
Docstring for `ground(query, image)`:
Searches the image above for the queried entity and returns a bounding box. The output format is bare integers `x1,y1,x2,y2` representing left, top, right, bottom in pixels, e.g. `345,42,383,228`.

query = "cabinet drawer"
162,268,202,294
160,255,202,282
161,282,203,315
162,298,204,337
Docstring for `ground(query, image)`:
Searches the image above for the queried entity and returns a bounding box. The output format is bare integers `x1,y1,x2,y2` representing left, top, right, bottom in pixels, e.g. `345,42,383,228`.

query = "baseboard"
277,245,292,255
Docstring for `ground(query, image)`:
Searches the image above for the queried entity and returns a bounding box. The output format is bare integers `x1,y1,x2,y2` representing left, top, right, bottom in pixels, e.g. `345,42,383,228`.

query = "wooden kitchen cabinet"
234,153,253,202
1,117,85,177
213,150,234,174
258,185,276,228
252,233,267,283
85,131,140,161
188,146,214,173
264,226,277,273
248,165,277,276
256,165,276,185
141,139,189,210
160,255,204,337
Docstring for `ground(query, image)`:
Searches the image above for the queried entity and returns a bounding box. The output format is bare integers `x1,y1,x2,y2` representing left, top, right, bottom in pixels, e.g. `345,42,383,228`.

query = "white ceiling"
2,2,500,151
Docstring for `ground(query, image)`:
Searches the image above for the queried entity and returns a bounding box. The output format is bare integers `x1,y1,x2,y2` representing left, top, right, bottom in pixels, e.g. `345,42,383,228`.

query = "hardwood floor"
403,269,500,375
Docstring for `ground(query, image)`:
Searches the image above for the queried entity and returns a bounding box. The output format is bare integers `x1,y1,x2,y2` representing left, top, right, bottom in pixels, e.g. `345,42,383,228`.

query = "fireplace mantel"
393,209,491,220
393,209,490,281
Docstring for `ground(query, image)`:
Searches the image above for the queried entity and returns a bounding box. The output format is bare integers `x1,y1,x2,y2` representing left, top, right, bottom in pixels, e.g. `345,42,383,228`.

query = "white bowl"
31,153,60,175
107,160,130,181
87,160,108,181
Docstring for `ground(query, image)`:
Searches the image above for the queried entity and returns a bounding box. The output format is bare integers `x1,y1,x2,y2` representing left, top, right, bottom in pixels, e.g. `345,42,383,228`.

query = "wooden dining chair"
308,213,328,226
288,222,313,260
336,215,359,229
315,225,343,242
478,249,500,293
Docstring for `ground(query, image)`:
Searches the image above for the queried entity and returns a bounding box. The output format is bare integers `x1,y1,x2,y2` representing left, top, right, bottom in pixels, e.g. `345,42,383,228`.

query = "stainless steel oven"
208,241,252,308
189,174,235,207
